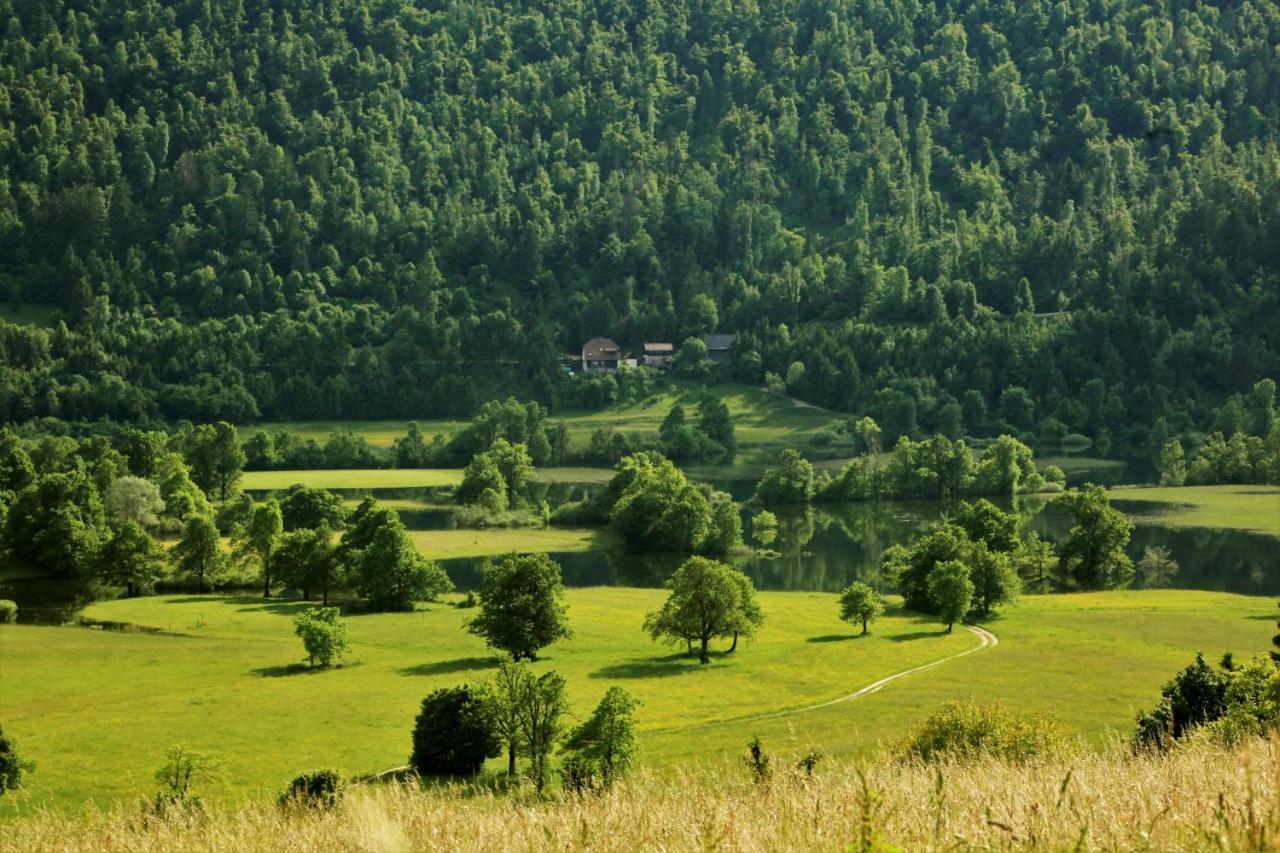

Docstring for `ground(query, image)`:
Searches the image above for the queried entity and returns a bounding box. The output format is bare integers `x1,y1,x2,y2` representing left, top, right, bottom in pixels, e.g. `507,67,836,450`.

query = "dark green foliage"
0,723,34,794
184,422,244,501
270,525,339,604
468,554,571,661
1133,653,1279,751
838,582,885,635
1273,602,1279,664
97,521,166,596
600,453,740,555
5,469,107,579
561,687,640,790
754,449,816,504
0,0,1276,457
410,687,500,778
927,561,974,632
279,769,344,810
279,486,348,532
344,510,452,611
0,601,16,624
644,557,765,663
1054,484,1135,590
171,514,225,592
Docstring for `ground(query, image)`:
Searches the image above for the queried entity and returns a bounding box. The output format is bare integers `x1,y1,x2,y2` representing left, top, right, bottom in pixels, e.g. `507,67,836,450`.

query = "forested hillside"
0,0,1277,455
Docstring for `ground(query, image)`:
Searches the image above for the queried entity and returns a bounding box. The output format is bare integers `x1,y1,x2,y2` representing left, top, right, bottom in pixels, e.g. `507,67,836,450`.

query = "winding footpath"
670,623,999,732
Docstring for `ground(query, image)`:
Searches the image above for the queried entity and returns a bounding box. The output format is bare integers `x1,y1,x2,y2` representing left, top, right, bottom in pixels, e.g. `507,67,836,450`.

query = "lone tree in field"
928,560,974,633
644,557,765,663
233,498,283,597
171,514,225,592
561,687,640,788
410,686,498,777
838,581,885,635
184,421,245,501
293,606,349,668
97,521,167,596
468,553,571,661
346,509,452,611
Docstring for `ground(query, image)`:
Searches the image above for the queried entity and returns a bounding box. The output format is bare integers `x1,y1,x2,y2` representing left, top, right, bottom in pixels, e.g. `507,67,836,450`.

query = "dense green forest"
0,0,1277,458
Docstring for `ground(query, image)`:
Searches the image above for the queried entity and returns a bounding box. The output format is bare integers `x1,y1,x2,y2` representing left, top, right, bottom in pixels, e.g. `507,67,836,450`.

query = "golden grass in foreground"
4,737,1276,851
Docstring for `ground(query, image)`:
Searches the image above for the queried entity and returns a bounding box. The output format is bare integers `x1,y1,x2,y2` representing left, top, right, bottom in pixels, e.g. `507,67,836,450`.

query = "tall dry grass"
3,736,1277,852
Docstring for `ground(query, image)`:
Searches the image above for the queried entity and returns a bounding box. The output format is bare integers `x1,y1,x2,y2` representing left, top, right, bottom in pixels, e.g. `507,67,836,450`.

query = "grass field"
405,528,613,560
243,383,851,467
1109,484,1280,536
242,467,613,491
1,589,1271,811
4,737,1275,850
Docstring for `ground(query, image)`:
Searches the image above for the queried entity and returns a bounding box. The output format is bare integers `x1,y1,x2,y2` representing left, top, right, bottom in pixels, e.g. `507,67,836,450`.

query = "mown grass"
405,528,613,560
1109,484,1280,536
3,736,1276,851
242,467,613,491
243,382,850,467
0,589,1271,812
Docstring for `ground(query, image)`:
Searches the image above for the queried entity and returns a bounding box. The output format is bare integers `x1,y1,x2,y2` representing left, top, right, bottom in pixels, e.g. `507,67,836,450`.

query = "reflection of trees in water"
441,501,1278,596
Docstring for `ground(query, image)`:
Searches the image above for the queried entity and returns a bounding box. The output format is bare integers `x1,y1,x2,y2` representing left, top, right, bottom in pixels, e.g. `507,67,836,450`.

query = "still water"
6,482,1274,623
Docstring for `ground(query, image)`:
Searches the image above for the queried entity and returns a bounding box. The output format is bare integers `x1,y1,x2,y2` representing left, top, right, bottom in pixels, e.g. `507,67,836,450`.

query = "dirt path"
751,623,999,719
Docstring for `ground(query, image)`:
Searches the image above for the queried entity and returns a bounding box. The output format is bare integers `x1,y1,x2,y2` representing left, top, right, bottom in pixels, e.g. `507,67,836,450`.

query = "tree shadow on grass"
590,650,732,679
806,633,864,643
253,663,319,678
886,630,944,642
398,656,497,677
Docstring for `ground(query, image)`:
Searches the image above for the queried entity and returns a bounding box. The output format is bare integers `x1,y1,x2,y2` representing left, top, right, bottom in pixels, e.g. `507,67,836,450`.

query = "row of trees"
885,489,1134,622
754,429,1059,505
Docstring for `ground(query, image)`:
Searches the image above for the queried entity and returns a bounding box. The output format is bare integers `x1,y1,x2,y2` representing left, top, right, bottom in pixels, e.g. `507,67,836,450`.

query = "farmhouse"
704,333,735,364
643,342,674,369
581,337,621,373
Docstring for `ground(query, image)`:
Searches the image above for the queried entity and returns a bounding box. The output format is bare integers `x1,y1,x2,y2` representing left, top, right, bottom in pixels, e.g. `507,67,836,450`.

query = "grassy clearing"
242,467,613,491
1109,484,1280,536
405,528,612,560
3,736,1276,851
243,382,850,467
0,589,1271,811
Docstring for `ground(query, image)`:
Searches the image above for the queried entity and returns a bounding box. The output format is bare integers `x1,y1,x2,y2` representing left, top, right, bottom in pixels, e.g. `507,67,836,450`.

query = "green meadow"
242,466,613,491
243,383,851,467
0,589,1271,811
1109,484,1280,536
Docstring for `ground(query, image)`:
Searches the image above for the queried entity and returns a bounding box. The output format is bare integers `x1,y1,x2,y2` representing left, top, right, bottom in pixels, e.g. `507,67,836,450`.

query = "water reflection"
436,497,1279,596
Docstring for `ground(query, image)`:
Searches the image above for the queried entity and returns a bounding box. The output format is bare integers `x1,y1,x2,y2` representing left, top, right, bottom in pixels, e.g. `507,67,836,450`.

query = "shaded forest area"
0,0,1277,458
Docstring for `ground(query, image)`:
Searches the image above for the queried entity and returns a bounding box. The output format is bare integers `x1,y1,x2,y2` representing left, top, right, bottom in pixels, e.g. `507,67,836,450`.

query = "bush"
279,769,344,809
0,723,35,794
293,607,349,668
0,600,17,624
410,686,499,777
899,701,1067,764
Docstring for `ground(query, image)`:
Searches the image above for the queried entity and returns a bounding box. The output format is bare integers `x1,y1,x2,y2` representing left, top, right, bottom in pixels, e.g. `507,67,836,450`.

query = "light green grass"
406,528,612,560
1109,484,1280,536
243,383,850,467
1038,455,1126,475
0,302,61,328
1,589,1271,811
242,467,613,491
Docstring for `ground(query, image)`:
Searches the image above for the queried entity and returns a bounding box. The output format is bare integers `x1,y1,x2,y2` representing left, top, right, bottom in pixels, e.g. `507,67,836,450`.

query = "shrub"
0,723,35,794
410,686,499,777
293,607,349,668
279,769,344,809
0,600,17,624
899,701,1067,764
